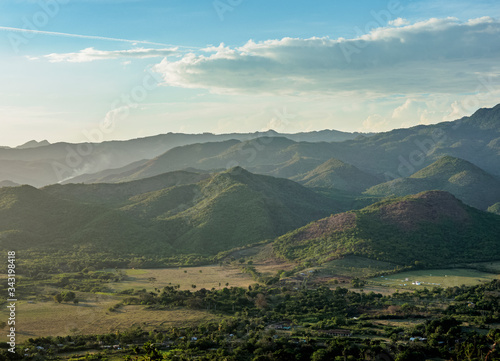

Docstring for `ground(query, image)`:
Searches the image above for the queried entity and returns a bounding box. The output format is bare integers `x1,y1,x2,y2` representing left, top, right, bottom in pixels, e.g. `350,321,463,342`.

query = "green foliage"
293,158,381,192
274,191,500,267
365,156,500,210
488,202,500,215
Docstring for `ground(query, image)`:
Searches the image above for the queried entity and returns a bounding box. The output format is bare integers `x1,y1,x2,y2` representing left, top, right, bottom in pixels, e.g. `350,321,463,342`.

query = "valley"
0,105,499,360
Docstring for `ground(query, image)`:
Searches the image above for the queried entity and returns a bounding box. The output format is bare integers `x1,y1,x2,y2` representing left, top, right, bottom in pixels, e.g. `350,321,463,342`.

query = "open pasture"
369,268,500,289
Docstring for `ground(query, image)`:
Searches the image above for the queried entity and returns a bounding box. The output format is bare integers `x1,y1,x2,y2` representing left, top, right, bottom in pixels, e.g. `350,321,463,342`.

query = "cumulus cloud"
44,47,178,63
362,114,391,132
388,17,410,26
152,17,500,95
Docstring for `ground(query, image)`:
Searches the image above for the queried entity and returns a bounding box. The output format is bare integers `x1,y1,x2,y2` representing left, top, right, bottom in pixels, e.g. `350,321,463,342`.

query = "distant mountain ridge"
0,129,371,187
69,104,500,188
292,158,381,192
16,140,51,149
2,103,500,188
365,156,500,210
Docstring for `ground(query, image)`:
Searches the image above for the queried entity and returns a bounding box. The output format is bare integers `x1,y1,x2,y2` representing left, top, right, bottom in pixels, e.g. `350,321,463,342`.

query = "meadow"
368,268,500,289
1,264,256,342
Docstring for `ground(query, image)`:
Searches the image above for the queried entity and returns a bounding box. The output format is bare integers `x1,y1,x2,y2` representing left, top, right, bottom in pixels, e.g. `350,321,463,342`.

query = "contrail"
0,26,200,50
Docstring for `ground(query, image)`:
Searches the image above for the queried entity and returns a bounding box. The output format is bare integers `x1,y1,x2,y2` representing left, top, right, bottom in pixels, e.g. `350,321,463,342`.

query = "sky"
1,0,500,147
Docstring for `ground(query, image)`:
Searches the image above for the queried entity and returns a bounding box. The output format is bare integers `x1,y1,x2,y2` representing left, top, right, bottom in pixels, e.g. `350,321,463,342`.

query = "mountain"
61,159,150,184
0,130,368,187
253,156,324,179
365,156,500,209
115,167,342,254
74,104,500,187
0,185,167,254
43,170,211,205
273,191,500,267
0,180,20,188
3,104,500,187
2,168,342,256
16,140,51,149
292,158,381,192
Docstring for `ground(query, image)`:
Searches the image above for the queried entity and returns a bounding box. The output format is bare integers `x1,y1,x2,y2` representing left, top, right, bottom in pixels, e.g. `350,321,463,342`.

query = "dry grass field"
9,293,223,342
108,264,256,292
1,264,257,341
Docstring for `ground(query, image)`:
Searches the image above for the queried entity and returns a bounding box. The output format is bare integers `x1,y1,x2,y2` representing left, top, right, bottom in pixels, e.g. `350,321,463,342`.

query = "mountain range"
0,129,368,187
55,104,500,189
1,167,345,256
365,156,500,210
0,104,499,267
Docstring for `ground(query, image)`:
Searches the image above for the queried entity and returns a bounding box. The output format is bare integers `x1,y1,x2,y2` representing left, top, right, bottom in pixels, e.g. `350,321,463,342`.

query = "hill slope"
79,104,500,186
2,168,342,257
0,186,167,254
0,180,20,188
365,156,500,209
0,130,367,186
274,191,500,266
292,158,381,192
119,167,342,254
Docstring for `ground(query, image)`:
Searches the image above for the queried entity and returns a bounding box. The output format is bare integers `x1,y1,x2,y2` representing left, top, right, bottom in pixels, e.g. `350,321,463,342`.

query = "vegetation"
274,191,500,266
365,156,500,209
488,202,500,215
292,158,381,192
2,279,500,360
0,167,343,259
1,104,500,360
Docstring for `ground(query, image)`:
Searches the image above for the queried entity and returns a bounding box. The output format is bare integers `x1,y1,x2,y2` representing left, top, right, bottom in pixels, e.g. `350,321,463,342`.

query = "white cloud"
152,17,500,96
43,47,178,63
361,114,391,132
388,17,410,26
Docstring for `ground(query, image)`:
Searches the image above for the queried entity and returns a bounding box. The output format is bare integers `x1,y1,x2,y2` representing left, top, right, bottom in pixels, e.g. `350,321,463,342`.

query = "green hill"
365,156,500,209
120,167,341,254
273,191,500,267
43,170,210,206
292,158,381,192
257,156,324,179
1,168,343,257
0,185,167,254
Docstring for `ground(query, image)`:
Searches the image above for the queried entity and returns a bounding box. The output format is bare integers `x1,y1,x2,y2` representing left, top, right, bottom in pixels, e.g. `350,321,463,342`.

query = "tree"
62,291,76,302
255,293,267,309
311,349,330,361
54,294,63,303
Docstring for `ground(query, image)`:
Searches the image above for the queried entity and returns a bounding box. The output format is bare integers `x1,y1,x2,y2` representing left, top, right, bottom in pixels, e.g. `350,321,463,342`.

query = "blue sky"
1,0,500,146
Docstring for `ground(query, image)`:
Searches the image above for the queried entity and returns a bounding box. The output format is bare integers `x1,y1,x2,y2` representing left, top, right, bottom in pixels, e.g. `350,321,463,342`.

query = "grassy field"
1,264,258,341
108,264,256,292
316,255,398,278
6,299,221,343
368,268,500,290
6,293,224,342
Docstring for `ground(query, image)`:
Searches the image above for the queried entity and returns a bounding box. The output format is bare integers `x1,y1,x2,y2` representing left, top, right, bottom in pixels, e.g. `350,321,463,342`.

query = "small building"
321,329,352,337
